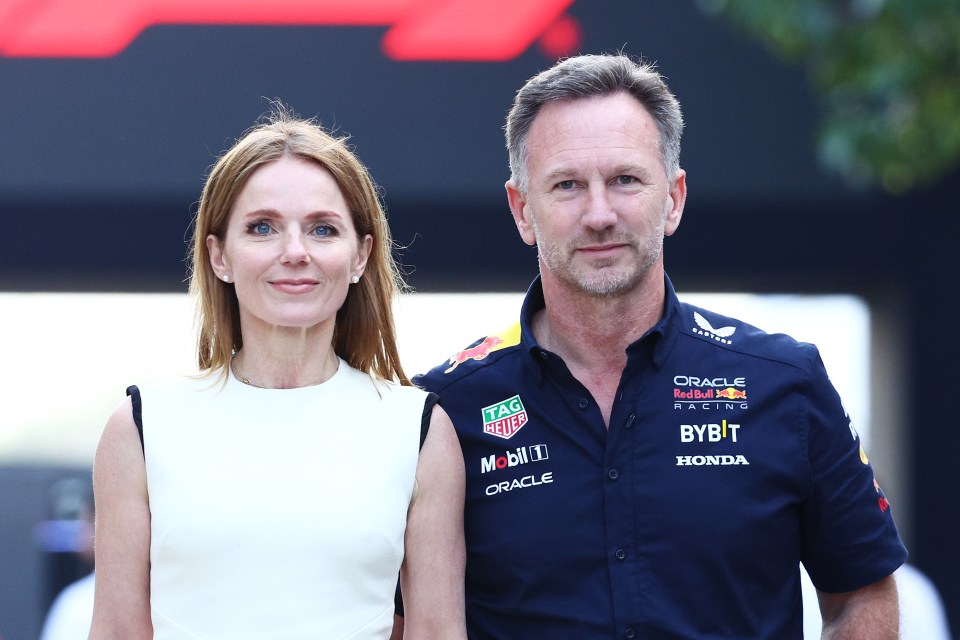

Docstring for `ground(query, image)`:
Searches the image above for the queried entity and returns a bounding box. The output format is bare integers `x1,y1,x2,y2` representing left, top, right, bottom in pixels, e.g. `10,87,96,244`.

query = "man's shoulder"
414,321,523,393
675,300,818,368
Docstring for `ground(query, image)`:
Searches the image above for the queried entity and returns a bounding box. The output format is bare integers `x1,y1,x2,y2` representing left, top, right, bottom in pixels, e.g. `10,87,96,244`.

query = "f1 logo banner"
0,0,579,60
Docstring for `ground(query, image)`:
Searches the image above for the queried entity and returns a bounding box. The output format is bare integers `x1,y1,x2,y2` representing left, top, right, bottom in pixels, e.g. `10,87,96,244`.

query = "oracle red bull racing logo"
0,0,581,60
673,375,748,410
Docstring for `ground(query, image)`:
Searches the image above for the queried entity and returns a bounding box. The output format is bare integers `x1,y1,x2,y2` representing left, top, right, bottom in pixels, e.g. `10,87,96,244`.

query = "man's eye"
616,175,636,185
558,180,576,190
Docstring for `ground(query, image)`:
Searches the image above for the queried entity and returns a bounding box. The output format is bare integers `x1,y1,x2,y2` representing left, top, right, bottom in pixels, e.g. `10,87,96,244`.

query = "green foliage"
699,0,960,194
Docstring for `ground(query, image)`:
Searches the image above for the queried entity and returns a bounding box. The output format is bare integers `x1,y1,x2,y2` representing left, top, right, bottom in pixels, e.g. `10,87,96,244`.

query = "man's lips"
578,243,627,256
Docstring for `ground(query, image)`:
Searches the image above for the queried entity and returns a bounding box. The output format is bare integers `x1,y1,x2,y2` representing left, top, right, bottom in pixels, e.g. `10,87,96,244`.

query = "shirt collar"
518,273,682,374
518,276,550,384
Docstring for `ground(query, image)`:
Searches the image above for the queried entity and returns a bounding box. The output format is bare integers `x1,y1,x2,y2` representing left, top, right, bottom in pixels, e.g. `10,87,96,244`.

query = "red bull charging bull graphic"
445,335,503,373
444,322,520,373
715,387,747,400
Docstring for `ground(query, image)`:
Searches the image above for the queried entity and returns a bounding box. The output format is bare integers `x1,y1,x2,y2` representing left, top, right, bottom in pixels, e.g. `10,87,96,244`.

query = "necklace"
230,352,338,389
231,353,267,389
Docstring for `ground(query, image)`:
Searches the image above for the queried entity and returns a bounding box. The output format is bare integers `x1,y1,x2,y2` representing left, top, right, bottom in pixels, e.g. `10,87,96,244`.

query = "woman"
89,111,466,639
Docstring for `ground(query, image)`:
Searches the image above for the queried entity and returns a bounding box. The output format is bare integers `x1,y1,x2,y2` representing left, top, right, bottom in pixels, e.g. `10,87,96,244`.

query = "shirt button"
624,628,636,639
615,548,626,561
537,350,549,360
577,398,588,409
608,468,619,480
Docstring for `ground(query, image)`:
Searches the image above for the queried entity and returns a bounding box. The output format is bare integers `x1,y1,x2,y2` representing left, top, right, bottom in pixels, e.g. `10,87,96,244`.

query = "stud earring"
222,274,230,282
351,275,360,284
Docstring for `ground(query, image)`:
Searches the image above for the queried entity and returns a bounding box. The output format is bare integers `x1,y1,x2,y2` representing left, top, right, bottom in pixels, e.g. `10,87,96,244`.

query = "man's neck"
534,270,666,372
533,268,666,428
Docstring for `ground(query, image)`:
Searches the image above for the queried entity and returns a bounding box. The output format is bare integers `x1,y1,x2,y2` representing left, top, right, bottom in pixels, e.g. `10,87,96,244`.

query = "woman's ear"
206,234,230,280
353,234,373,278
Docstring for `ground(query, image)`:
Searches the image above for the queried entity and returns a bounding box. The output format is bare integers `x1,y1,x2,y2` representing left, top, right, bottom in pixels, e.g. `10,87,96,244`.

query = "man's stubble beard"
532,213,665,298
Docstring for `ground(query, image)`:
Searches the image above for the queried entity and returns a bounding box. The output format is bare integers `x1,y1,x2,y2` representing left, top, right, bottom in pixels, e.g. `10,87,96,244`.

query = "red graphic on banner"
0,0,579,60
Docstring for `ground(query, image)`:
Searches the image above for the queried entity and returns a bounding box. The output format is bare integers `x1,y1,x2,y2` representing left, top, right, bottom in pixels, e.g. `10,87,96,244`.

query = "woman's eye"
247,221,272,235
312,225,334,238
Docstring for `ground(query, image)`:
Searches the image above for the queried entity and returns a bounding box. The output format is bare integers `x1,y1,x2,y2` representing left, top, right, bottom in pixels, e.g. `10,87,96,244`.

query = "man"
802,564,954,639
414,53,907,638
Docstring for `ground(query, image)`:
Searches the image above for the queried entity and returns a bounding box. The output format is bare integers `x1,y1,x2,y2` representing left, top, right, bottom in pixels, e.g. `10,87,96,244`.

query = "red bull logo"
674,388,715,400
445,335,503,373
715,387,747,400
873,477,891,512
0,0,580,60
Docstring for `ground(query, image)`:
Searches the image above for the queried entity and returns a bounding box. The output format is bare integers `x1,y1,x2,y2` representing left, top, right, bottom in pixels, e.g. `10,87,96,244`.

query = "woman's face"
207,154,372,336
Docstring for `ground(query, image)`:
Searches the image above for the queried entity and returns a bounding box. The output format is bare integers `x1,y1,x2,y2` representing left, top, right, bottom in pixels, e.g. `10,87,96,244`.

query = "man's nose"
582,186,617,231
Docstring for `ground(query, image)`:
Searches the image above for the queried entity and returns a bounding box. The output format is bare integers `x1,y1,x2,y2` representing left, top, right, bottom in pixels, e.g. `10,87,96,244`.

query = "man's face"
507,92,685,297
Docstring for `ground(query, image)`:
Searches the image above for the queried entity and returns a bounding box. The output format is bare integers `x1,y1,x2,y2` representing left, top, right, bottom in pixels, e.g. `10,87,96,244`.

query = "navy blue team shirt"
414,275,907,639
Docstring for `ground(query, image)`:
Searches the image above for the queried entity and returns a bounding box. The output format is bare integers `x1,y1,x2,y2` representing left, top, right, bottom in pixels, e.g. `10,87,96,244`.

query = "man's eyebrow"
543,167,577,182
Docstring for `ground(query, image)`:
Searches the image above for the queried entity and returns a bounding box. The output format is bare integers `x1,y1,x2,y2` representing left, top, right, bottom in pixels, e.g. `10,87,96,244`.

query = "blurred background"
2,0,957,637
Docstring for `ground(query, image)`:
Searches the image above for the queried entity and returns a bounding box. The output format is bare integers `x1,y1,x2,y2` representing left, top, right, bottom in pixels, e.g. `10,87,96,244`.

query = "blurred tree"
698,0,960,194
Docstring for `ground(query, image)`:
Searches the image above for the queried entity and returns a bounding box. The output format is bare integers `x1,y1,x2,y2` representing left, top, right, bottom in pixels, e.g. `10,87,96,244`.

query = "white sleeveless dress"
138,360,429,639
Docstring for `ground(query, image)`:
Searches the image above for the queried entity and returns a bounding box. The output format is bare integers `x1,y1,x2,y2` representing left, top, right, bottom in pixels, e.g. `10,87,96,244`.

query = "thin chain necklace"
231,353,267,388
231,352,337,389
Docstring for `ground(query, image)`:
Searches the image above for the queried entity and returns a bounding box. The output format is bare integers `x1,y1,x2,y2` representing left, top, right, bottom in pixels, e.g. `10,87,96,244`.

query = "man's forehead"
525,95,661,173
533,92,653,124
529,94,657,143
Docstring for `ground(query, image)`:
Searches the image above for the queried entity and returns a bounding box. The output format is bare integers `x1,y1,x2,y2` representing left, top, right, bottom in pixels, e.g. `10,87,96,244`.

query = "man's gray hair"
505,53,684,192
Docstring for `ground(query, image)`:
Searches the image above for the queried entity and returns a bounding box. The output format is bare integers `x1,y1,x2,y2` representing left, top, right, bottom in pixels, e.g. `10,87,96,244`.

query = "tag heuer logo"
482,395,528,439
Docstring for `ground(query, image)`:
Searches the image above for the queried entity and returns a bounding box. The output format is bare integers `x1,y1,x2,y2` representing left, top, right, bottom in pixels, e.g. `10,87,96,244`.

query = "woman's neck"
232,323,339,389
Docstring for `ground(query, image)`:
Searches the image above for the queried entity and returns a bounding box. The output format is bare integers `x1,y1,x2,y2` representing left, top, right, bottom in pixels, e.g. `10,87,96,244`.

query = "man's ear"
506,180,536,246
664,169,687,237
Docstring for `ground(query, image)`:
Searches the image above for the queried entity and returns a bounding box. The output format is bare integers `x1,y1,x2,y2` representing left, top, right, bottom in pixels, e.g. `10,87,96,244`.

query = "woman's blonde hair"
188,108,410,384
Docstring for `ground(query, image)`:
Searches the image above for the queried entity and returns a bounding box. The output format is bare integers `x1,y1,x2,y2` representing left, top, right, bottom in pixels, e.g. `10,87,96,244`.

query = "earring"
351,275,360,284
222,274,230,282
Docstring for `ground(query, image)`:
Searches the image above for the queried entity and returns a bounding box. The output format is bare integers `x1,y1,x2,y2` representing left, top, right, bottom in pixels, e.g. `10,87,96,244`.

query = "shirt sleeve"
799,346,907,592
